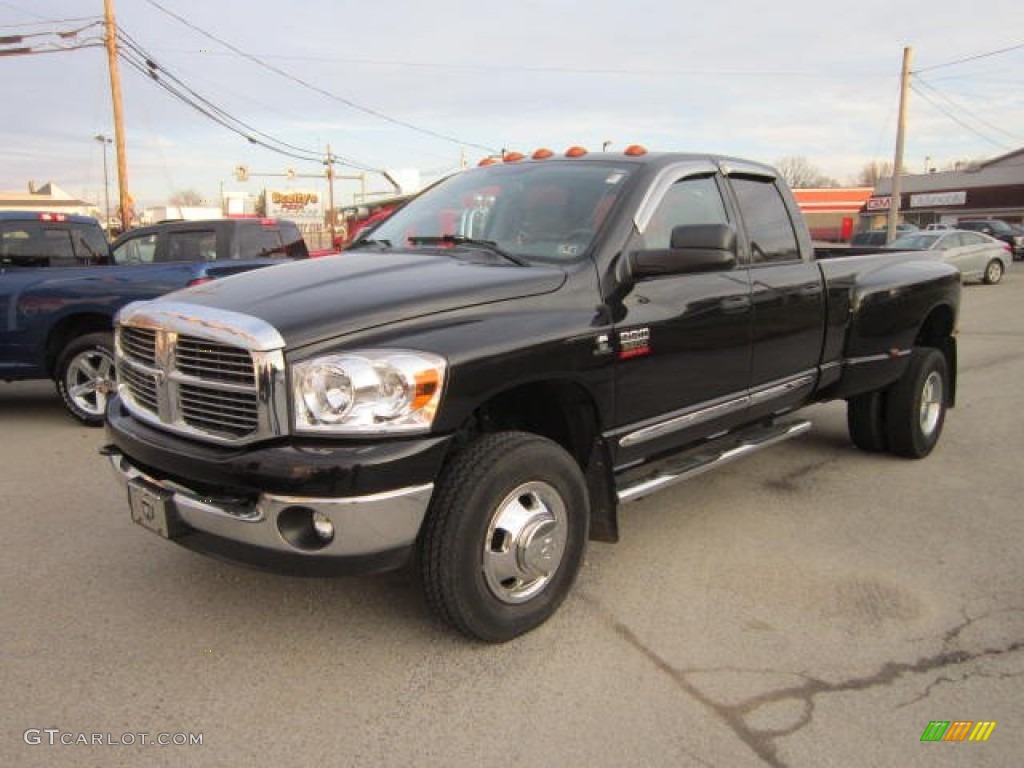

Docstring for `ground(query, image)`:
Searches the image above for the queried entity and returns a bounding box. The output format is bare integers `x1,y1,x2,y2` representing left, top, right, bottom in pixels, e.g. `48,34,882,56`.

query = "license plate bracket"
128,479,186,539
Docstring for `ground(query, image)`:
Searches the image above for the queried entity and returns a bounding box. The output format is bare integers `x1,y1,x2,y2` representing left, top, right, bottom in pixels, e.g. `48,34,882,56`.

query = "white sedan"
888,229,1012,285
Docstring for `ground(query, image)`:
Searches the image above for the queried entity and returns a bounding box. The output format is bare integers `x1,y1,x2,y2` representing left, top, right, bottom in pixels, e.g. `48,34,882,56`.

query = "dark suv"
957,219,1023,260
0,211,111,268
111,217,309,265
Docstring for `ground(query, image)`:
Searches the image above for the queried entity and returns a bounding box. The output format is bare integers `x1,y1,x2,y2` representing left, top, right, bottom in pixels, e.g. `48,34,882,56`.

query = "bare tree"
855,161,894,187
774,156,838,188
169,189,205,207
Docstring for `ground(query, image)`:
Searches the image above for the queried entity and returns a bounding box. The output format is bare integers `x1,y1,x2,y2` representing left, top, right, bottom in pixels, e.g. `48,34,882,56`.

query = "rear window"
0,220,109,267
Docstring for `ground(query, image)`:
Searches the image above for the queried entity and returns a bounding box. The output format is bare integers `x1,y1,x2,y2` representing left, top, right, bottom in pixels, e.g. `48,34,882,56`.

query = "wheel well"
45,313,112,376
466,380,601,467
453,379,619,543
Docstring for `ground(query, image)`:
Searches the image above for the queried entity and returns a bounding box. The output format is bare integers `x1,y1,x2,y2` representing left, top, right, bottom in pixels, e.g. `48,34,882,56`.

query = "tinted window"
238,226,285,258
70,225,110,264
162,230,216,262
731,177,800,263
643,175,729,250
0,222,78,267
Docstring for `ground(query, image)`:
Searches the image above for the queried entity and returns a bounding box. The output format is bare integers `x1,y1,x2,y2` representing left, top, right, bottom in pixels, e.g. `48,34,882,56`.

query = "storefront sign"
266,189,322,223
866,196,891,211
910,191,966,208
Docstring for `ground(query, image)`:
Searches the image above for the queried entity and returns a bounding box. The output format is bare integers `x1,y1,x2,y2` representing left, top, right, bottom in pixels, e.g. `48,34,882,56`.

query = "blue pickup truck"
0,211,308,424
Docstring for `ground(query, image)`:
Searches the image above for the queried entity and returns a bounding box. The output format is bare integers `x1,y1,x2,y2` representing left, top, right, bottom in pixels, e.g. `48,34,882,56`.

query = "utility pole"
103,0,131,232
324,144,337,246
94,134,112,231
887,46,913,244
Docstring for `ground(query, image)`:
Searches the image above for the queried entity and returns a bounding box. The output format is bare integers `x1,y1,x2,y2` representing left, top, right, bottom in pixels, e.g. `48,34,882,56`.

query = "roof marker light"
503,152,525,162
624,145,648,156
565,146,588,158
532,148,554,160
478,157,501,167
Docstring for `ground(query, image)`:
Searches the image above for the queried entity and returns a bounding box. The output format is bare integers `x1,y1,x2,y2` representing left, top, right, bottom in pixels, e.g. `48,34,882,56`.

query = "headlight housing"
292,350,446,434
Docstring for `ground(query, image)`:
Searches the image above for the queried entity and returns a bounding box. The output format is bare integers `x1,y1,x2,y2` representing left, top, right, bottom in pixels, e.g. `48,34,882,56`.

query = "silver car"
888,229,1012,285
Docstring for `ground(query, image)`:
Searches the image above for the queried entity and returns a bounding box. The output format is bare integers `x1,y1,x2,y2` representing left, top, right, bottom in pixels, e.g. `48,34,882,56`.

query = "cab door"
610,165,753,467
725,171,824,421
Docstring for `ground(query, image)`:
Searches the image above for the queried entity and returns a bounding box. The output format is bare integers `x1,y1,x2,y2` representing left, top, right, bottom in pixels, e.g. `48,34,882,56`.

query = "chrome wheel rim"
919,371,944,437
986,262,1002,282
66,348,115,417
482,481,568,604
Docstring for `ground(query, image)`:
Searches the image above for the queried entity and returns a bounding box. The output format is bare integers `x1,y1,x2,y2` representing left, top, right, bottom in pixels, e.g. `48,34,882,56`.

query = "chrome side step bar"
616,420,812,504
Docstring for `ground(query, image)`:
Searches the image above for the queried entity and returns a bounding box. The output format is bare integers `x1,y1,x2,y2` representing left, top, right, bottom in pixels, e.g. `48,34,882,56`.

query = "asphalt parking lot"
2,267,1022,768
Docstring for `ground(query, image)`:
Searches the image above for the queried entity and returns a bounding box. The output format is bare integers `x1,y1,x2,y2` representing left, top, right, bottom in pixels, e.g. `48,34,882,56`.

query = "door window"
730,177,800,263
642,175,729,250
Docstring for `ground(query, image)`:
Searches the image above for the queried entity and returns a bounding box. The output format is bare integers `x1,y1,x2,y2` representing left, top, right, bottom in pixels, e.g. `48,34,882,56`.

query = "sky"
1,0,1023,210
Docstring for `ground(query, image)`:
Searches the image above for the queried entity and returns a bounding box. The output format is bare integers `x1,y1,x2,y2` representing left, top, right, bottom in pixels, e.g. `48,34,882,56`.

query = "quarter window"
731,177,800,263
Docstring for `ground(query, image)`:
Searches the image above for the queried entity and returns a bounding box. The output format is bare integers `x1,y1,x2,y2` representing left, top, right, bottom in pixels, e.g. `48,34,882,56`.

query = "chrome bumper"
106,449,433,558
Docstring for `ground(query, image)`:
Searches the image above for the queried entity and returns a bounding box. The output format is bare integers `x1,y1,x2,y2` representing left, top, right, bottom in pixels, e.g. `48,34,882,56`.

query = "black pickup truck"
103,149,960,641
1,214,308,424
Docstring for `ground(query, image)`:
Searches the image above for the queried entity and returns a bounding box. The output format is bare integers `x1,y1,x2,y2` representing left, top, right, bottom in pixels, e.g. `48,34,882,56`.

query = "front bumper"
104,396,451,575
105,447,433,575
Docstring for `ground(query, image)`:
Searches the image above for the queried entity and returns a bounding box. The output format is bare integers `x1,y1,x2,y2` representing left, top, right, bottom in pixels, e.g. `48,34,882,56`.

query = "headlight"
292,350,446,434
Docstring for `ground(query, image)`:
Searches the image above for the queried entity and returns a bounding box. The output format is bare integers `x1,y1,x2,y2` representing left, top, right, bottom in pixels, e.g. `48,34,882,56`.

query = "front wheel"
983,259,1004,285
884,347,949,458
420,432,589,642
55,332,115,426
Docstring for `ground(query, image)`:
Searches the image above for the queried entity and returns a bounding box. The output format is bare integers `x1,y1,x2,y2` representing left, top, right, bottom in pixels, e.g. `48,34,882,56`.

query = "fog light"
312,510,335,542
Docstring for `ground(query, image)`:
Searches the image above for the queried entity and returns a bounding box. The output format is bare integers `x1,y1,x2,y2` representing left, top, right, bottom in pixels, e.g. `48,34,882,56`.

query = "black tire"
884,347,948,459
420,431,589,642
847,390,888,453
983,259,1004,285
55,332,115,426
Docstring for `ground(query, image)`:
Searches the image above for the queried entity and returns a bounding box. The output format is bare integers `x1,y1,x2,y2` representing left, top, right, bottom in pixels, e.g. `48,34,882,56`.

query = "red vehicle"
335,195,411,249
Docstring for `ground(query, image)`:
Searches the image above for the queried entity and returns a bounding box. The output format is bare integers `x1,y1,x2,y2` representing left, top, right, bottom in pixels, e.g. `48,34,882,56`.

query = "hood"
161,250,566,348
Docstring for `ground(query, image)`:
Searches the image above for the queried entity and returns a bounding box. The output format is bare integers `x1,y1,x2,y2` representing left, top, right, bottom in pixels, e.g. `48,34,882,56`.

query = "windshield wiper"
406,235,527,266
346,237,392,250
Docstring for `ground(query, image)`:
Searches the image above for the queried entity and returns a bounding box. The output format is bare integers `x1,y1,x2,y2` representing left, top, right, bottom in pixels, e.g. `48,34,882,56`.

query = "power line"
912,76,1023,145
915,42,1024,73
116,32,380,172
908,82,1013,151
140,0,498,154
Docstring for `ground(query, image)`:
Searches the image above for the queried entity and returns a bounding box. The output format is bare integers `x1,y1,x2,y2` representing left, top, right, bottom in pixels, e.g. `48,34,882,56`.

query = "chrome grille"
120,364,159,413
114,302,287,446
177,336,255,385
121,326,156,365
180,383,258,436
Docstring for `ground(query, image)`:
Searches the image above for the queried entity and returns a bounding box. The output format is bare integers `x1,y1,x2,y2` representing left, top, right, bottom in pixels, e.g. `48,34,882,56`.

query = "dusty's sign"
266,189,322,222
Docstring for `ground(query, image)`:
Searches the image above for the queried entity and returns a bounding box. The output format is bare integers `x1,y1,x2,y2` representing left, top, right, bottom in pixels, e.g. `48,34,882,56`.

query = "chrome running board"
616,420,812,503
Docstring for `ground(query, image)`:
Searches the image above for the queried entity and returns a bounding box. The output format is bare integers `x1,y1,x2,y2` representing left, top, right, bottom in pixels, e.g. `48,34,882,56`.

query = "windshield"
364,161,636,263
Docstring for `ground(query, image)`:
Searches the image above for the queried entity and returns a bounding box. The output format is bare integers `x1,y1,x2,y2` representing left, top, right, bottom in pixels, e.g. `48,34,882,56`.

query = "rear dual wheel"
846,347,948,459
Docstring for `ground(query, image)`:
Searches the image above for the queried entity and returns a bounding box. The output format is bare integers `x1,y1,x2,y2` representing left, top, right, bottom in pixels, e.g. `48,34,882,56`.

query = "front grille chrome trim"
115,301,287,445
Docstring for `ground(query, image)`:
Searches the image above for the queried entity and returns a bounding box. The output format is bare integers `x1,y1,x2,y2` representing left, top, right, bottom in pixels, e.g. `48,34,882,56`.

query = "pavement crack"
581,594,1024,768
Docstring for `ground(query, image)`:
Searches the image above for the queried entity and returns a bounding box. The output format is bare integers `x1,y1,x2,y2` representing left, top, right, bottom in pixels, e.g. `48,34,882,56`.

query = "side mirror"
629,223,737,278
